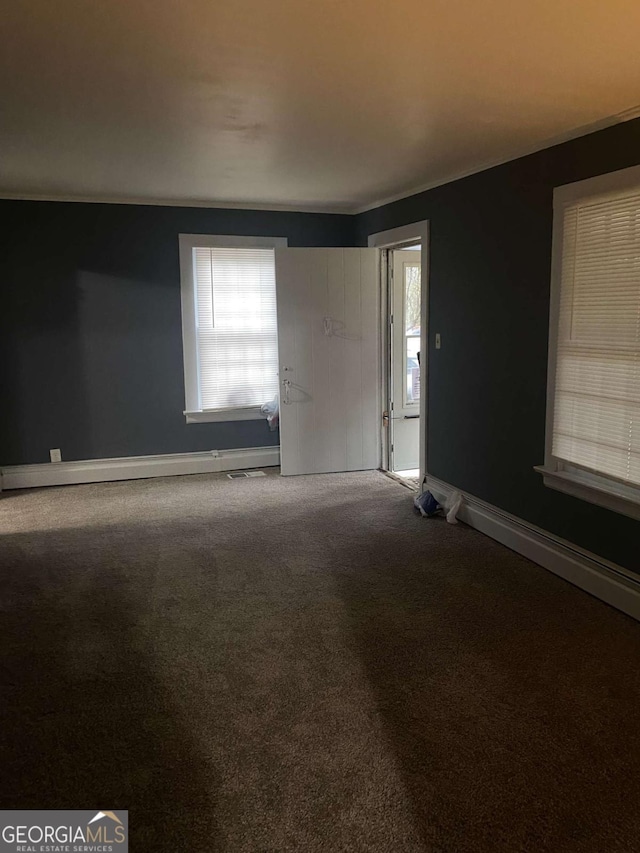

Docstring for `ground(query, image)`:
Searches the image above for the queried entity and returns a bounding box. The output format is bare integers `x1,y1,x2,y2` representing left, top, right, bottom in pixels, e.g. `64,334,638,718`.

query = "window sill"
535,465,640,522
185,407,264,424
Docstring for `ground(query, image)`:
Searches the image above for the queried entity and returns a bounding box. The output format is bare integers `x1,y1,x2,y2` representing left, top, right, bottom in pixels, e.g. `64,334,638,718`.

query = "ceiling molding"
352,104,640,215
0,191,352,217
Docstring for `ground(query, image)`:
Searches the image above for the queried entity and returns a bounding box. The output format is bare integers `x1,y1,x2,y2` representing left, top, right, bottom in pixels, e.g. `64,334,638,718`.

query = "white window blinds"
552,190,640,486
193,246,279,411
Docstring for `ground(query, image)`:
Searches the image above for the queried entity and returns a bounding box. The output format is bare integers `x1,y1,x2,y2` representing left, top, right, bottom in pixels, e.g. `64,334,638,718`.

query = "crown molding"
0,191,352,217
352,104,640,215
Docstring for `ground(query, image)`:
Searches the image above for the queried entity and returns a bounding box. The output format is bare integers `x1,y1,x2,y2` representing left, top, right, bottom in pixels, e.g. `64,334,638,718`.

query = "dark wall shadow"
0,202,90,465
0,200,355,467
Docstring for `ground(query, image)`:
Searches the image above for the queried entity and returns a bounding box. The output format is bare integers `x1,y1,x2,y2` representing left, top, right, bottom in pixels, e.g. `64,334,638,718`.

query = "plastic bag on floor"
414,490,443,518
260,395,279,431
446,491,463,524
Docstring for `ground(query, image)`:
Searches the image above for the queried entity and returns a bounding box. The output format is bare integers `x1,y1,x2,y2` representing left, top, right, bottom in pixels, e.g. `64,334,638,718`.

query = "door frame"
367,220,430,487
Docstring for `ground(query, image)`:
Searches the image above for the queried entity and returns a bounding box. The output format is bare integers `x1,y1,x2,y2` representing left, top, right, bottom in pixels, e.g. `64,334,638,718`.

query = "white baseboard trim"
427,476,640,622
0,446,280,490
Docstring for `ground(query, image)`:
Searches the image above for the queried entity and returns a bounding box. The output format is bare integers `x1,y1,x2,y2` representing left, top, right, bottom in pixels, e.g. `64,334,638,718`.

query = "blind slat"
194,247,279,411
552,193,640,485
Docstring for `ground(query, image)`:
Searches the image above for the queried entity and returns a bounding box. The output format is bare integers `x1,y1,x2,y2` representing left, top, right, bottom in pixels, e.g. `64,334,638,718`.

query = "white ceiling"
2,0,640,213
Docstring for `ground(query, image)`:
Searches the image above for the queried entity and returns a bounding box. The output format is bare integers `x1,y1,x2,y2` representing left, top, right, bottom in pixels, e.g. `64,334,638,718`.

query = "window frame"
536,165,640,521
178,233,287,424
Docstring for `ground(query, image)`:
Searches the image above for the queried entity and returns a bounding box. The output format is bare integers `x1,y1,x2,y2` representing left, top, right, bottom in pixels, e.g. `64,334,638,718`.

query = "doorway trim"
367,220,429,486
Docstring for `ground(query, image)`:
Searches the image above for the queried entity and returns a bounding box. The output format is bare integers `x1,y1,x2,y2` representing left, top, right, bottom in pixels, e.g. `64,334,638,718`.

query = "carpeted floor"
1,469,640,852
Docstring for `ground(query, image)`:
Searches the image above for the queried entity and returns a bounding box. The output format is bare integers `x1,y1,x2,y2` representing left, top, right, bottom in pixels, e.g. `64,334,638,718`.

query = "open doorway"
368,220,429,489
388,245,421,483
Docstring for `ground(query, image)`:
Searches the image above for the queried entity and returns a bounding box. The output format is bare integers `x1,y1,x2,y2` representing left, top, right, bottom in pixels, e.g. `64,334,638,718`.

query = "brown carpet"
1,469,639,852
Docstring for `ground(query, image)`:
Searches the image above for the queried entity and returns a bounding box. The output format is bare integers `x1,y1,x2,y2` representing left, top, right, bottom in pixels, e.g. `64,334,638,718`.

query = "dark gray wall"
356,118,640,573
0,201,355,465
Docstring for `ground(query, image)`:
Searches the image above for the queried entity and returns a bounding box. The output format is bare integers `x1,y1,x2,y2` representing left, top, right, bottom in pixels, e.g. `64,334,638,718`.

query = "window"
537,166,640,519
403,261,421,406
179,234,286,423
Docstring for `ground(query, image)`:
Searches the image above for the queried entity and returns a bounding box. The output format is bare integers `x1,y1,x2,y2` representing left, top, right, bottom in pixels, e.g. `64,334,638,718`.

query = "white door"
390,249,421,474
275,248,380,476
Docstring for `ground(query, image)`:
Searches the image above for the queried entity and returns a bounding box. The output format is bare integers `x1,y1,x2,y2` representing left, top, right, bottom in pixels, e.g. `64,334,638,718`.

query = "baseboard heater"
0,447,281,491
